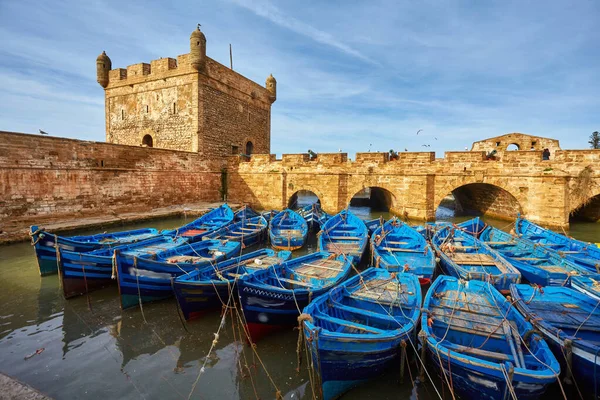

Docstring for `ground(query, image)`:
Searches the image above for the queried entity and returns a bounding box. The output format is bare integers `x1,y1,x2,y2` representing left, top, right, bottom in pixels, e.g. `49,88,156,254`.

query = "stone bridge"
227,134,600,228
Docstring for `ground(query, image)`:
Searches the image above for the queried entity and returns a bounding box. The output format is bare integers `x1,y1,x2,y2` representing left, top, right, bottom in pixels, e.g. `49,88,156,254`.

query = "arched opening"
288,190,320,209
436,183,522,221
506,143,520,151
348,187,395,220
570,194,600,223
245,141,254,156
142,134,153,147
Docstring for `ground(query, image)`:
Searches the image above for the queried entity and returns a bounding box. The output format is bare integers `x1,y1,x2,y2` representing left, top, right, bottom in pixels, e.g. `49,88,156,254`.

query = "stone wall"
227,147,600,228
103,53,273,157
0,131,223,221
471,132,561,158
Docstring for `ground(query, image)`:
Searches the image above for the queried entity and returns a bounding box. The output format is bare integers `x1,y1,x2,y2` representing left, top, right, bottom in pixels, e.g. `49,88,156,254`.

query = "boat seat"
273,277,315,288
316,312,385,334
333,302,400,325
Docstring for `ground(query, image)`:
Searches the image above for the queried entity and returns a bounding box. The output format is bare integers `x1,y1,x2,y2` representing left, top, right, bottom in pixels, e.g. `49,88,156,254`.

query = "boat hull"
58,251,115,298
173,280,234,320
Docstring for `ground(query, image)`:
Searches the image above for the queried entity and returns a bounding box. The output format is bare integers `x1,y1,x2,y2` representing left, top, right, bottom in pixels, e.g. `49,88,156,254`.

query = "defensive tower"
97,26,275,156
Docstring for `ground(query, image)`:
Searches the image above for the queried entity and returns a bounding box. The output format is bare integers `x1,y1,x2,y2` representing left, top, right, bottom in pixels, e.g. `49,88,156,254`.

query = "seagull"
421,144,431,147
404,148,408,151
39,129,49,135
416,129,423,135
434,137,438,140
368,143,372,152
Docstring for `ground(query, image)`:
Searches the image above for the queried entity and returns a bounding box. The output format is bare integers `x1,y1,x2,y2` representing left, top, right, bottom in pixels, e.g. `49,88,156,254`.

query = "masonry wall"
0,131,223,221
103,54,273,157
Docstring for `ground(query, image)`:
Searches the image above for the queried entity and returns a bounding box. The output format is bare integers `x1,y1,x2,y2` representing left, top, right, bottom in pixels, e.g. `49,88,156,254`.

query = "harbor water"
0,201,598,399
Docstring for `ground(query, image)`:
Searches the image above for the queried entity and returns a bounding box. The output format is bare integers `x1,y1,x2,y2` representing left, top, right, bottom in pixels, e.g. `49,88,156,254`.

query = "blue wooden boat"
57,235,188,299
422,276,560,400
115,239,240,310
372,217,436,285
162,204,234,242
571,274,600,301
302,268,421,400
203,215,268,248
318,210,368,264
29,225,160,276
173,249,291,320
511,284,600,399
238,251,352,342
432,226,521,293
233,205,260,221
364,217,385,236
515,216,600,273
260,209,278,222
298,203,330,230
464,217,589,286
269,209,308,250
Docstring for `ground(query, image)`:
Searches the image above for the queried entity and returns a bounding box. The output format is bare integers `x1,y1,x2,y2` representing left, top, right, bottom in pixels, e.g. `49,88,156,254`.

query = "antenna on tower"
229,44,233,70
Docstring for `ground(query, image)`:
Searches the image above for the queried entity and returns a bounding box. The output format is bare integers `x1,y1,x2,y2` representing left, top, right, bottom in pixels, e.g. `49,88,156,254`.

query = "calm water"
0,203,598,399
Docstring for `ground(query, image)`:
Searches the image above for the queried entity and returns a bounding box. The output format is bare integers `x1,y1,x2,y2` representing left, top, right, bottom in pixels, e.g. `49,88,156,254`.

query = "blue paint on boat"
115,239,240,310
303,268,421,400
515,216,600,273
364,217,385,236
238,252,352,342
58,235,188,298
510,284,600,399
571,273,600,301
422,276,560,400
173,249,291,320
162,204,234,242
30,225,161,276
233,205,260,221
269,209,308,250
203,216,268,248
297,204,330,230
462,217,589,286
318,210,368,264
432,225,521,293
371,217,436,285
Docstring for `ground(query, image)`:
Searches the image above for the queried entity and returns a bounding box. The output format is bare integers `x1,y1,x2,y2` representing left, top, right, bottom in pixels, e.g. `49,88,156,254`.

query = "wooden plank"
381,247,423,253
317,314,384,334
326,236,362,240
274,277,315,288
240,227,258,231
451,343,512,361
486,241,516,245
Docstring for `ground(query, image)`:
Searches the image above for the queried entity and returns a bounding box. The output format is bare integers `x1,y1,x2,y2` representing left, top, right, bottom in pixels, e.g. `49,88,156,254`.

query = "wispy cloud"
228,0,378,65
0,0,598,154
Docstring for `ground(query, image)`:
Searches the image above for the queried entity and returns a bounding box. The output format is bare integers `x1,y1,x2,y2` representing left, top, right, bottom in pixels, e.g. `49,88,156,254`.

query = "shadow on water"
0,204,597,399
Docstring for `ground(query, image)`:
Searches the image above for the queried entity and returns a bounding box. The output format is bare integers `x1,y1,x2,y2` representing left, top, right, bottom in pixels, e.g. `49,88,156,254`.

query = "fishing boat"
570,273,600,301
173,249,291,320
57,235,188,299
203,215,268,248
371,217,436,285
421,276,560,400
510,284,600,398
318,210,368,264
364,217,385,236
463,218,589,286
238,251,352,342
302,268,421,400
269,209,308,250
162,204,234,242
115,239,240,310
432,225,521,293
298,203,330,230
233,205,260,221
260,209,279,222
29,225,160,276
515,216,600,273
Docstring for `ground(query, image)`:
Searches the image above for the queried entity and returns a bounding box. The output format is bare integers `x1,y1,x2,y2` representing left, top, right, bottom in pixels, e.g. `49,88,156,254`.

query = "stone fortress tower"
96,25,275,156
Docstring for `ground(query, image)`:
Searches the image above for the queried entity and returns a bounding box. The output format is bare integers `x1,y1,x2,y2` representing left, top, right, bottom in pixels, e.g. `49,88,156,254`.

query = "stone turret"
266,74,276,103
189,24,207,71
96,51,111,88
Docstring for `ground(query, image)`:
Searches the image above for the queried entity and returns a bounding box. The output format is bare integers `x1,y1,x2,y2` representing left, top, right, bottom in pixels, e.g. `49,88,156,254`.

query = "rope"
133,258,148,324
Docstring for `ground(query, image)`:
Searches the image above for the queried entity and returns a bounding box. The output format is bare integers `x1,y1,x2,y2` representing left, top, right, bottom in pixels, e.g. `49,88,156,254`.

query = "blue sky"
0,0,598,156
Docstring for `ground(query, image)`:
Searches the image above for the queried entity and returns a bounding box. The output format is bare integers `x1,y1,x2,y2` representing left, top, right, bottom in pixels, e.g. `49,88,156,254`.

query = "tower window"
231,145,239,155
173,103,177,114
146,105,149,113
142,134,153,147
121,109,125,120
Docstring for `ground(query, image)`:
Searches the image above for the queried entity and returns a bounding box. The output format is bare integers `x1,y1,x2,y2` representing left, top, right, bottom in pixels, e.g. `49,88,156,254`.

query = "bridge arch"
348,186,396,211
435,181,523,221
287,189,323,210
570,186,600,223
